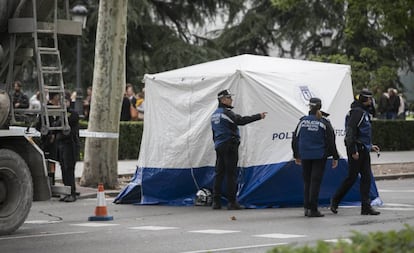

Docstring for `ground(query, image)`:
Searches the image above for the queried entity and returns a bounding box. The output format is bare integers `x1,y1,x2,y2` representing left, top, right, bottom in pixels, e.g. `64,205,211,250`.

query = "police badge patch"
300,86,313,101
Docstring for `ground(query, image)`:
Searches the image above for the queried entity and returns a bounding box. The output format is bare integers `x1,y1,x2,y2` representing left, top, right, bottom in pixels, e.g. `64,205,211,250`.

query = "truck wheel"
0,149,33,235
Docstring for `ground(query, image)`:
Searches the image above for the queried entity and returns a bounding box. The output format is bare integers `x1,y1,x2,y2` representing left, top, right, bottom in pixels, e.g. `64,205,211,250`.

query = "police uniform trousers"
301,159,326,211
58,142,77,196
332,146,372,208
213,139,239,203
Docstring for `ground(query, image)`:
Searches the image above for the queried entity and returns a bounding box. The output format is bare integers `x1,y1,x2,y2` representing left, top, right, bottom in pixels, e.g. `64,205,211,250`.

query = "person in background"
386,88,400,120
211,89,267,210
57,92,80,202
376,88,388,120
330,89,381,216
292,97,339,218
12,80,29,109
136,92,145,120
29,91,41,110
120,84,132,121
83,86,92,120
397,91,406,120
126,83,137,107
70,91,77,111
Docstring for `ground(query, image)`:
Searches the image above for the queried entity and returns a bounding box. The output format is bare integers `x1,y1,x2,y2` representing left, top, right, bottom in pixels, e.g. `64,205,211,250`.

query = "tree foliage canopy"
62,0,414,97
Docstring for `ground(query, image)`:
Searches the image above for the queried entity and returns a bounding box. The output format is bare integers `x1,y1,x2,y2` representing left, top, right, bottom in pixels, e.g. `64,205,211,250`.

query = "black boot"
308,210,324,217
304,208,310,217
64,195,76,202
212,197,221,210
227,201,245,210
361,206,380,215
330,198,339,214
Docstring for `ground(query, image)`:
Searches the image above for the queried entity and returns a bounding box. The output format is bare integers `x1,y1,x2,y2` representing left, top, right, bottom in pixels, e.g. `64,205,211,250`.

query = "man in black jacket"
12,80,29,109
57,92,80,202
330,89,380,215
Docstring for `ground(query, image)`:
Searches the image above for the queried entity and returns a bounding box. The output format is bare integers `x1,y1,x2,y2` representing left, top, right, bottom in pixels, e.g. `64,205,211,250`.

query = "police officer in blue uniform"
292,97,339,217
330,90,380,215
211,89,267,210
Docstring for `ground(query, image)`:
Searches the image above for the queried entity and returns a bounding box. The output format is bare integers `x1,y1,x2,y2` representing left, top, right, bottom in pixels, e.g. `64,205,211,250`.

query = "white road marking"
189,229,240,234
379,189,414,193
381,203,414,207
253,233,306,239
0,231,88,240
180,243,287,253
378,202,414,211
129,226,178,231
71,222,119,227
24,220,62,224
379,207,414,211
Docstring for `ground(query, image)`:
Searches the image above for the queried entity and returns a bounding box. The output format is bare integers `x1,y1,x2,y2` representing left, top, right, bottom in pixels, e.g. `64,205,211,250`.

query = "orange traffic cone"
88,183,114,221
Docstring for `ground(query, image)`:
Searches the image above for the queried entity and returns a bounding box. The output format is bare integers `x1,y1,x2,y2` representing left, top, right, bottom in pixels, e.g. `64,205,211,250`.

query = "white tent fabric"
118,54,380,207
140,54,352,168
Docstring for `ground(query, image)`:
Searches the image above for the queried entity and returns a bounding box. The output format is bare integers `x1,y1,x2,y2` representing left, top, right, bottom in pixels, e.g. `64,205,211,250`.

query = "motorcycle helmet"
195,188,212,206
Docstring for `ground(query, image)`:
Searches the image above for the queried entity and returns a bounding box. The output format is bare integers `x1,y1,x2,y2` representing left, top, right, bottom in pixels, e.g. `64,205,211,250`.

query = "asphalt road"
1,178,413,253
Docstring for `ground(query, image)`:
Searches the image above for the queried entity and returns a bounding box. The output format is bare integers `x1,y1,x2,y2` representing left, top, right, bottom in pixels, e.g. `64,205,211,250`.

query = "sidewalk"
59,151,414,199
370,150,414,165
54,160,139,180
54,160,138,199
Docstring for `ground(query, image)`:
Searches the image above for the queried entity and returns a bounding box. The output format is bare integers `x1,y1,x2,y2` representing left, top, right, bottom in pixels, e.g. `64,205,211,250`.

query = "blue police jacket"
344,100,372,154
211,103,261,149
292,113,339,160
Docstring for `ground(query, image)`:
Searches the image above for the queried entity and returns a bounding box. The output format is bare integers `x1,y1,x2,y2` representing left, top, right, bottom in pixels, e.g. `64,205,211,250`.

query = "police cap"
309,97,322,107
217,89,234,99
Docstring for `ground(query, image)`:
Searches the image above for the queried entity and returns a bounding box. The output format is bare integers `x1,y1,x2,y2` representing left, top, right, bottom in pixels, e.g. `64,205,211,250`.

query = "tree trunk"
80,0,128,189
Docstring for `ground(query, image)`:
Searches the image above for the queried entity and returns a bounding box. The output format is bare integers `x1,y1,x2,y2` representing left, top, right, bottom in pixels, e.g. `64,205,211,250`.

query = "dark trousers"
302,159,326,211
213,140,239,203
58,142,77,196
332,148,372,208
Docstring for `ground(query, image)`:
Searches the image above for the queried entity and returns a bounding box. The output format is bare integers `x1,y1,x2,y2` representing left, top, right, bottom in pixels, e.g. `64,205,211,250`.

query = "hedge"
372,120,414,151
268,225,414,253
78,120,413,160
79,121,143,160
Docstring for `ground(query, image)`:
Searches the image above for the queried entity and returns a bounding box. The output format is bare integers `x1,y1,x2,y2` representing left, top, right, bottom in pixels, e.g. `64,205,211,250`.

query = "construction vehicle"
0,0,83,235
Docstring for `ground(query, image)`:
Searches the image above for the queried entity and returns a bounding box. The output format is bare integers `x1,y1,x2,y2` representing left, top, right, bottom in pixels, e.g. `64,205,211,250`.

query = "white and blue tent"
115,54,381,207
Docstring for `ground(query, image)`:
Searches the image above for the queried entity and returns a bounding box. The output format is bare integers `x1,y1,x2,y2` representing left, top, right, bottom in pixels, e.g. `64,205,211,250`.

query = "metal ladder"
8,0,70,135
33,0,70,135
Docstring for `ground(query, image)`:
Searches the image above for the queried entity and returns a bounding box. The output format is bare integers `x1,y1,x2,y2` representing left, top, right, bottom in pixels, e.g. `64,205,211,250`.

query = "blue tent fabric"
114,159,381,207
113,167,142,204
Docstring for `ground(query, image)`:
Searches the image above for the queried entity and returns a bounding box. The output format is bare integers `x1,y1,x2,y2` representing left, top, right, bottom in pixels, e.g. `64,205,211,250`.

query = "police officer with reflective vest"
211,89,267,210
292,97,339,217
330,89,380,215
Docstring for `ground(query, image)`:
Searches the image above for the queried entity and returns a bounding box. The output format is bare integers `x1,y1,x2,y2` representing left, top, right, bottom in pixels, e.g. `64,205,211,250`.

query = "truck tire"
0,149,33,235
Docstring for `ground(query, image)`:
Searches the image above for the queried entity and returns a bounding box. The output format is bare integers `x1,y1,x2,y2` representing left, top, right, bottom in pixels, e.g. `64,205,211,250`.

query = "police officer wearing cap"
330,89,380,215
211,89,267,210
292,97,339,217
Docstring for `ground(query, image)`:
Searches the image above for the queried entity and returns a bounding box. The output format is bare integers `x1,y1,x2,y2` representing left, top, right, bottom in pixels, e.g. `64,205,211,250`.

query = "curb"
374,173,414,180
